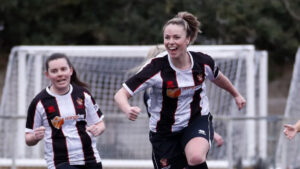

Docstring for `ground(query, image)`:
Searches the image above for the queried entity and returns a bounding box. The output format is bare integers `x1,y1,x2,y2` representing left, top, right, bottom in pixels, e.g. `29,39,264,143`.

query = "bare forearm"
114,87,141,121
114,87,132,114
213,72,246,110
213,72,240,97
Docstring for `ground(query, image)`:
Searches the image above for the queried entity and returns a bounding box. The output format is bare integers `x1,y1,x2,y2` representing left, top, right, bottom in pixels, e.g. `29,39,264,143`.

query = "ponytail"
163,11,201,45
70,69,88,88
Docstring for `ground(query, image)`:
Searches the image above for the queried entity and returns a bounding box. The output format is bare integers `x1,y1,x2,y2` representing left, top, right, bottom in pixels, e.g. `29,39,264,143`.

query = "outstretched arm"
284,120,300,140
114,87,141,121
212,72,246,110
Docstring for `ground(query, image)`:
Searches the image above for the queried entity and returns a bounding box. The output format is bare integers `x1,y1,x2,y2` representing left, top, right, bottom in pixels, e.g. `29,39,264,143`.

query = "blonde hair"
146,45,166,59
163,11,201,45
127,45,166,74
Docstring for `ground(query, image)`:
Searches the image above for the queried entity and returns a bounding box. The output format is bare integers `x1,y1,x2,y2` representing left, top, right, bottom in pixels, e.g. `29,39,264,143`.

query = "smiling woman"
45,54,74,95
114,11,246,169
25,53,106,169
45,53,88,92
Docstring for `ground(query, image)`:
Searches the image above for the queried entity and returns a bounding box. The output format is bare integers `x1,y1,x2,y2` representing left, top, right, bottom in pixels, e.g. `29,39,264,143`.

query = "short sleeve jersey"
123,51,219,134
25,84,103,169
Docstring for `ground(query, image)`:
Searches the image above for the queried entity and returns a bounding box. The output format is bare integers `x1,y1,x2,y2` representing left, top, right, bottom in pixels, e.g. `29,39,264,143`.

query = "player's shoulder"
189,51,214,63
189,51,212,58
152,52,168,62
72,84,92,97
29,88,49,106
144,52,168,70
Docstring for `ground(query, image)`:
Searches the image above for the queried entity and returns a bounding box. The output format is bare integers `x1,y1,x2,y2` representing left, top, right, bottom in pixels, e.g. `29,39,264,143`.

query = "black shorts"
150,131,187,169
181,113,214,148
56,162,102,169
149,113,214,169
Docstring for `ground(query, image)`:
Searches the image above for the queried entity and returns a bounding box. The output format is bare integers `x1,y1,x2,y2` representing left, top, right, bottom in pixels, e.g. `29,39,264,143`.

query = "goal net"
276,47,300,169
0,45,267,168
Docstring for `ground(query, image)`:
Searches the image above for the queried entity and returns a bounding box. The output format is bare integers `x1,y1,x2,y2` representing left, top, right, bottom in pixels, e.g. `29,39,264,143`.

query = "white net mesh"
0,45,267,167
276,47,300,169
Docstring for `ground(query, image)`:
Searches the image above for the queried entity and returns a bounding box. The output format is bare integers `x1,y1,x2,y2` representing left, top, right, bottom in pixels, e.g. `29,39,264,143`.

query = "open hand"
283,124,297,140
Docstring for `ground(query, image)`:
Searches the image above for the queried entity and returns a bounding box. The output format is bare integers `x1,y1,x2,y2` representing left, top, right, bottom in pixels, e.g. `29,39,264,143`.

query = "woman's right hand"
125,106,141,121
34,126,46,141
26,126,45,146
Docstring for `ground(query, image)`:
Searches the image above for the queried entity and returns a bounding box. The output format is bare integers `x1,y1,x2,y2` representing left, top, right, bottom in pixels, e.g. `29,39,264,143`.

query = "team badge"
76,98,84,109
160,158,168,167
47,106,56,113
166,88,181,98
197,74,204,83
51,116,64,129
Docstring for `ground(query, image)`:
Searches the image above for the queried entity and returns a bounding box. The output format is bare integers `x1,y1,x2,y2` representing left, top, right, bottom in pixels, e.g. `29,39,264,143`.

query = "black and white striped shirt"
124,51,219,134
25,84,103,169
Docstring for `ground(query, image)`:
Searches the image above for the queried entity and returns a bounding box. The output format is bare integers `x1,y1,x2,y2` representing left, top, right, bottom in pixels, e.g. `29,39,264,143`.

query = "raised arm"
212,72,246,110
114,87,141,121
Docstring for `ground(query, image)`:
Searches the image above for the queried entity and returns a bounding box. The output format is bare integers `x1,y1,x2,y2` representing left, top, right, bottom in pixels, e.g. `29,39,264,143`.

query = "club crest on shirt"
197,73,204,84
47,106,56,113
166,88,181,98
76,97,84,109
160,158,169,168
51,116,64,129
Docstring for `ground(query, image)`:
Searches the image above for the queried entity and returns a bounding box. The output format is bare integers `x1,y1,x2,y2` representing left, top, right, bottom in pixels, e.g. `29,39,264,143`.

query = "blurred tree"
0,0,299,68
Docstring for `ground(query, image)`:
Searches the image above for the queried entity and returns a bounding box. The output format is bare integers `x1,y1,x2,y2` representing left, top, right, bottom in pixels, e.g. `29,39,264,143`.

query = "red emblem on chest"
167,81,175,88
197,74,204,83
47,106,56,113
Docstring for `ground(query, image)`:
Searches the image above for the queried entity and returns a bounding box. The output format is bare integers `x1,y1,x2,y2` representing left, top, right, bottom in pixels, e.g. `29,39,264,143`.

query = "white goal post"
0,45,268,169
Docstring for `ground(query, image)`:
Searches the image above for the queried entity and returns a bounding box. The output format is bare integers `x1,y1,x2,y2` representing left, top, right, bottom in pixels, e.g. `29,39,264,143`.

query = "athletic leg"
185,137,209,168
181,113,214,169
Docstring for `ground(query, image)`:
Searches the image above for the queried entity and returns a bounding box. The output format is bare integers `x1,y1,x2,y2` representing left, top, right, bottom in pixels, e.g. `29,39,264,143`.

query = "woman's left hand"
87,121,105,137
235,95,246,110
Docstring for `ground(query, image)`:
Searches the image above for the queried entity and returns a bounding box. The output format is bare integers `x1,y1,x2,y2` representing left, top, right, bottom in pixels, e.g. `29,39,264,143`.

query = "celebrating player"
143,45,224,147
25,53,105,169
114,11,245,169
